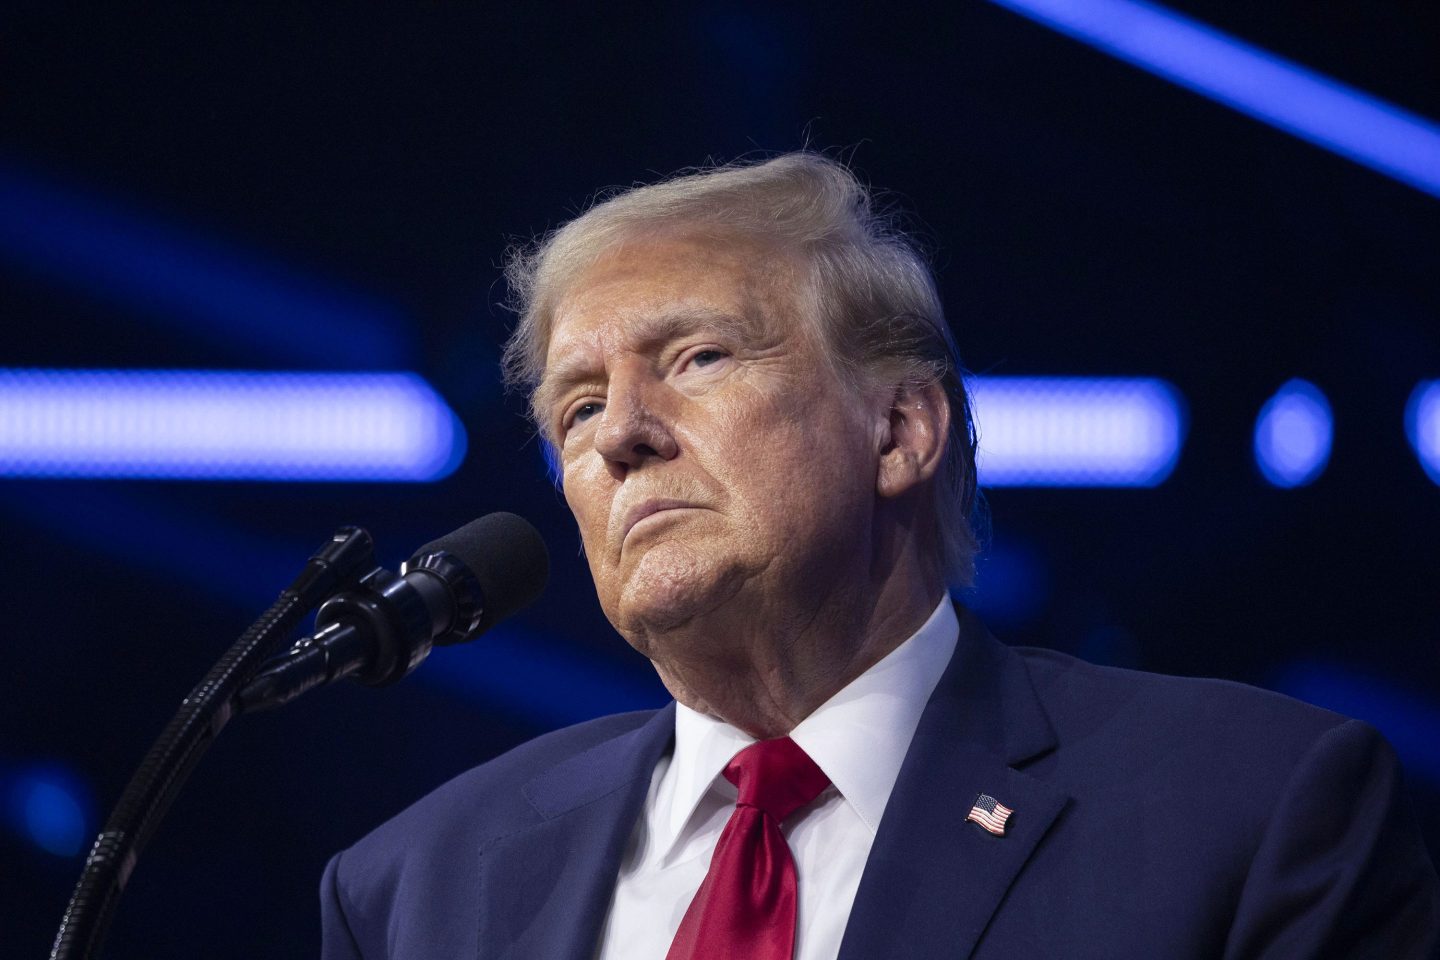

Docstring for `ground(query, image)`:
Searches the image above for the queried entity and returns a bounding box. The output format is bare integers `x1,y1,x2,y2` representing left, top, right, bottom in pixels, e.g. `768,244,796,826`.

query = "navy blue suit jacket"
320,613,1440,958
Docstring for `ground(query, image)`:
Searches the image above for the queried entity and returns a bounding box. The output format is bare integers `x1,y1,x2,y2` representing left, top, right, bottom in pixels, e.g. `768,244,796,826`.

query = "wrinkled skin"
540,233,949,737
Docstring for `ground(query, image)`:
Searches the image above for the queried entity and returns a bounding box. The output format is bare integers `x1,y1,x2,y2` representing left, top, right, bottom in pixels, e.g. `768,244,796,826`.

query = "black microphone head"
410,512,549,641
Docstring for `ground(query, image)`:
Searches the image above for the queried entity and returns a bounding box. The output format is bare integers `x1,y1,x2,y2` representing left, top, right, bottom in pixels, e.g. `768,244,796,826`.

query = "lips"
620,498,696,543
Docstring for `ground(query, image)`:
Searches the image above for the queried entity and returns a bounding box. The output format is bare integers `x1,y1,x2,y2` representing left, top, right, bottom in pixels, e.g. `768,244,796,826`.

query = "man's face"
539,234,884,651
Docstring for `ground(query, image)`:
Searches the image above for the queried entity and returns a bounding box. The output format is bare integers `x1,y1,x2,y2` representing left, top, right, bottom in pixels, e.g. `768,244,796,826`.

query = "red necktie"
666,737,831,960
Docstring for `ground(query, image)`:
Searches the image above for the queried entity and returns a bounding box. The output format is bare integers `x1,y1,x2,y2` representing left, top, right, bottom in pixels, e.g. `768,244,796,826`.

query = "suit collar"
934,604,1058,767
521,702,676,819
838,606,1070,960
478,704,675,960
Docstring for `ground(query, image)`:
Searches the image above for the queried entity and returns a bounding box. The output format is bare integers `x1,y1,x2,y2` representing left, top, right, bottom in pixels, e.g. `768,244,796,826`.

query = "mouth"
621,499,696,544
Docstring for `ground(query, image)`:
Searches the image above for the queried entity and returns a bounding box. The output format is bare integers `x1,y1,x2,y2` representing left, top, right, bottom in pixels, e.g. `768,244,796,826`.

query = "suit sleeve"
320,850,366,960
1222,718,1440,959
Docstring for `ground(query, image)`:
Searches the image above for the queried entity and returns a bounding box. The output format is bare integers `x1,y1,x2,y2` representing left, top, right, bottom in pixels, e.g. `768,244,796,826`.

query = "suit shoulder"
1013,644,1354,766
335,708,660,869
321,707,669,954
1000,645,1411,883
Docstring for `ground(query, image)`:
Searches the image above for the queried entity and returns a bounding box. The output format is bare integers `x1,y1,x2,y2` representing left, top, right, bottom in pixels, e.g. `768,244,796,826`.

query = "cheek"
561,459,613,554
706,398,874,534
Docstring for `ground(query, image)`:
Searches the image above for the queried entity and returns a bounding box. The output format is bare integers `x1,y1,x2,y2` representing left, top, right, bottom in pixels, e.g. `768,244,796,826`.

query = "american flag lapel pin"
966,793,1014,836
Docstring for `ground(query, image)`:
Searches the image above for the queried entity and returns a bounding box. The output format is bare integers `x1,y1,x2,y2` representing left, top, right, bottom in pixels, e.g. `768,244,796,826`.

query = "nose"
592,365,678,471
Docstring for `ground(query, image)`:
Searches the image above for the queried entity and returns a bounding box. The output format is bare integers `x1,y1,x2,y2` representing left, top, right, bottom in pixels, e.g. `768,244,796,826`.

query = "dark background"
2,3,1436,956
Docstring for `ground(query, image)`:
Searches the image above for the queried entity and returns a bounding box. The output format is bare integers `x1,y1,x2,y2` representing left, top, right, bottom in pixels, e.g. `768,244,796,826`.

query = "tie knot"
723,737,830,822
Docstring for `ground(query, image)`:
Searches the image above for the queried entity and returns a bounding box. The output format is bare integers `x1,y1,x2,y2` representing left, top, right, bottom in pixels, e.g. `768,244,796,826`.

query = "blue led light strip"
2,369,1186,487
0,369,466,481
972,376,1185,487
987,0,1440,199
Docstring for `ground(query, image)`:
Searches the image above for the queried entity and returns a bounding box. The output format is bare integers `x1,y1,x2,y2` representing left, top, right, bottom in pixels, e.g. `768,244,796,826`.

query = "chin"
609,541,747,635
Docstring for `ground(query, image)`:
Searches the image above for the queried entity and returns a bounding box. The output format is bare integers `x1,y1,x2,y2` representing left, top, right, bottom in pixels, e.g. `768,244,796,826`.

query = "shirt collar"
658,597,959,854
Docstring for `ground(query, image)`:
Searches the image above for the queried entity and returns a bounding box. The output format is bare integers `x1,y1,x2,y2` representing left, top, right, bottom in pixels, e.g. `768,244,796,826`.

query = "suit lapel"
476,704,675,960
838,610,1071,960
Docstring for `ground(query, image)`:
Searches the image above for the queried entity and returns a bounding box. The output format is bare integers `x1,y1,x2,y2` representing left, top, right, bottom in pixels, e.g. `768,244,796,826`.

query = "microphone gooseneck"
51,525,381,960
236,512,549,713
52,513,549,960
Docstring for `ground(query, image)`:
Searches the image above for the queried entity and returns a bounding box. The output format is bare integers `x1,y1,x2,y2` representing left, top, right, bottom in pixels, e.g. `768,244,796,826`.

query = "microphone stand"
49,527,379,960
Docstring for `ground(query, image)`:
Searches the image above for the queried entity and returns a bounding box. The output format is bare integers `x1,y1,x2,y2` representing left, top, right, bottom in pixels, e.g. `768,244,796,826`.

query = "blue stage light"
0,369,466,481
4,765,92,858
0,163,414,367
987,0,1440,199
1253,379,1332,488
971,377,1184,487
1407,381,1440,486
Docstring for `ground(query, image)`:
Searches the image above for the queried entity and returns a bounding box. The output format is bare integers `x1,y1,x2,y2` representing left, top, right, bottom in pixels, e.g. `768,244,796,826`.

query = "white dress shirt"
594,597,959,960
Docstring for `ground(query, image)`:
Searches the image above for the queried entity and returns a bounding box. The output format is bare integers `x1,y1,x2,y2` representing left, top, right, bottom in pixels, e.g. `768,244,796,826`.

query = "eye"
684,348,729,371
562,401,604,434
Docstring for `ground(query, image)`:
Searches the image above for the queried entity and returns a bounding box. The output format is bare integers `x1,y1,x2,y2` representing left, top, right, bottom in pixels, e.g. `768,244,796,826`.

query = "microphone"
237,512,549,713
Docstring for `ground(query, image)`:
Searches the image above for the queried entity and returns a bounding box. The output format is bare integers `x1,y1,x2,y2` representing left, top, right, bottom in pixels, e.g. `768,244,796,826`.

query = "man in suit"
320,153,1440,959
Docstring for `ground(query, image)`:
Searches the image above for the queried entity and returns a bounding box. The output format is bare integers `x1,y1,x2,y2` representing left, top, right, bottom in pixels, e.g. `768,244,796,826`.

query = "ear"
876,379,950,499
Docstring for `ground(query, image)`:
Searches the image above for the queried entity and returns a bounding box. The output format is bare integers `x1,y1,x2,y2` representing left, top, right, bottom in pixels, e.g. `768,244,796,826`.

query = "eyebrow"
535,306,765,418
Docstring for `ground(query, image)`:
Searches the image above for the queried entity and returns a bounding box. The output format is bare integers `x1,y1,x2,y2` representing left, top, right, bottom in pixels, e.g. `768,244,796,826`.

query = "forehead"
539,235,801,381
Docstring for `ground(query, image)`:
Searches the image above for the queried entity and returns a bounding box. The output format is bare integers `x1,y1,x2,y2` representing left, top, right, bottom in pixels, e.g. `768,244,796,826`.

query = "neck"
643,548,945,739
